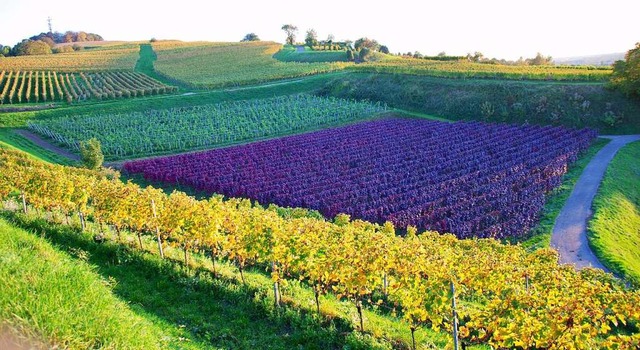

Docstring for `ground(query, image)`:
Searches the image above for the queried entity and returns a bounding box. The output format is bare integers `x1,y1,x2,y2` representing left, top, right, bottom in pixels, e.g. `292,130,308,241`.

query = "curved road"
551,135,640,271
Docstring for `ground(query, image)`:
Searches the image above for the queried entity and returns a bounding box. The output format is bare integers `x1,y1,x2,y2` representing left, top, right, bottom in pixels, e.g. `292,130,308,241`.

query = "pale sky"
1,0,638,60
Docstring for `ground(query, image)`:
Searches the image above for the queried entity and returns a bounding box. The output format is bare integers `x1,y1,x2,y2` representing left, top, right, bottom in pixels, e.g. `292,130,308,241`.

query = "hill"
554,52,624,66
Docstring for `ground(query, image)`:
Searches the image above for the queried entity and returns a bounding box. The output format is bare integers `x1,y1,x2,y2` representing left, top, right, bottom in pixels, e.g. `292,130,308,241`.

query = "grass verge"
0,128,74,165
588,140,640,286
518,137,610,250
0,216,168,349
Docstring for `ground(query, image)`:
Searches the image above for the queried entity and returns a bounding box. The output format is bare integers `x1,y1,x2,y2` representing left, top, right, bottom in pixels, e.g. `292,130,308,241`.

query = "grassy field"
589,140,640,285
351,56,613,81
320,73,640,134
151,41,347,89
273,45,349,63
0,216,172,349
0,43,140,71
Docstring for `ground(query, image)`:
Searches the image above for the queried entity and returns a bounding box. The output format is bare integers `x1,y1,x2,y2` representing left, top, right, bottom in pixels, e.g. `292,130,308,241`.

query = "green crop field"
151,41,348,88
351,56,613,81
27,94,388,159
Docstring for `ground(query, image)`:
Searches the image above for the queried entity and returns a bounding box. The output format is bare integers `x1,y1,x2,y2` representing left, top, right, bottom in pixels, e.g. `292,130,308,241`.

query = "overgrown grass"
0,128,74,165
588,140,640,286
519,138,610,250
1,208,488,349
319,73,640,134
0,216,168,349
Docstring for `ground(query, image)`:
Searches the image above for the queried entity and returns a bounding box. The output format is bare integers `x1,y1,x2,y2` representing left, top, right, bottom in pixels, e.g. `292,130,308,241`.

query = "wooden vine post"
151,199,164,259
451,280,459,350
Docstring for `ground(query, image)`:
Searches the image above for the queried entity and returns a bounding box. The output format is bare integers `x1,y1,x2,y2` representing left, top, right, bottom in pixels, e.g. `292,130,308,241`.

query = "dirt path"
550,134,640,271
14,129,81,161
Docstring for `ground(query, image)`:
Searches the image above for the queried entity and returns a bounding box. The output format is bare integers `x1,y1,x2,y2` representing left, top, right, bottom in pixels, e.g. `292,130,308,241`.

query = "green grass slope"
589,140,640,285
0,216,166,349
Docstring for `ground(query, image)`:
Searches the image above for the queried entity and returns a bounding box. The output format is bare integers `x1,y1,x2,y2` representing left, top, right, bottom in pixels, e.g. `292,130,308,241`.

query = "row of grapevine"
124,119,597,239
28,95,388,159
0,70,176,104
0,148,638,348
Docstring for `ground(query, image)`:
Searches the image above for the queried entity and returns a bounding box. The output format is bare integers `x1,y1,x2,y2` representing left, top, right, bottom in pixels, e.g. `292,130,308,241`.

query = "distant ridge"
554,52,624,66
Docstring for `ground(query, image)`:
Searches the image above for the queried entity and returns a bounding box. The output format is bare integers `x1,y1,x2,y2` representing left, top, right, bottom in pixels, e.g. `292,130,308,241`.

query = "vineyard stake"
451,280,459,350
21,192,27,214
151,199,164,259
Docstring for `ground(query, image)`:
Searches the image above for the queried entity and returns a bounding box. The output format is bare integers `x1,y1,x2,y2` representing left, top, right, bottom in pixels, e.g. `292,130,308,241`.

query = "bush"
80,138,104,170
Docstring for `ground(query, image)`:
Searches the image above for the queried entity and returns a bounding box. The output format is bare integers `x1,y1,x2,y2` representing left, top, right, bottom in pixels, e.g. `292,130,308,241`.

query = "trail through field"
551,134,640,271
14,129,80,161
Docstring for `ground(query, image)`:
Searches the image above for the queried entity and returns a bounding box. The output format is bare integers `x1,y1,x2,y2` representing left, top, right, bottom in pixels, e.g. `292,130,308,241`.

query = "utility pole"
47,17,53,34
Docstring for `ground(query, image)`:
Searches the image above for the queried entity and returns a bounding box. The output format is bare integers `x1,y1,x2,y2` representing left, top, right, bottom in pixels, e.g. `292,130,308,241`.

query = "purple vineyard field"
124,118,596,239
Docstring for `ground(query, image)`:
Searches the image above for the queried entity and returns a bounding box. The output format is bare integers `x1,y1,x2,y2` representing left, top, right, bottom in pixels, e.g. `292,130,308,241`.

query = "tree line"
0,31,104,57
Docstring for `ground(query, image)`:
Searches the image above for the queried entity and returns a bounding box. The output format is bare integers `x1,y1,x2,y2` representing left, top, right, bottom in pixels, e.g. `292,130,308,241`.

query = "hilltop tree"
526,52,553,65
305,29,318,48
0,45,10,57
11,40,52,56
281,24,298,45
80,138,104,170
379,45,390,54
610,42,640,98
354,37,380,51
467,51,484,62
241,33,260,42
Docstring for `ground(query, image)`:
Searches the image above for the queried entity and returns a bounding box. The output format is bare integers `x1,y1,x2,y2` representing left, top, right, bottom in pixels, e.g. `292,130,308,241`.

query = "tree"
241,33,260,42
281,24,298,45
354,37,380,51
526,52,553,65
610,42,640,98
80,138,104,170
63,31,75,43
437,51,447,57
359,47,372,61
346,49,355,62
0,45,10,57
467,51,484,62
379,45,390,54
305,29,318,48
12,40,52,56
